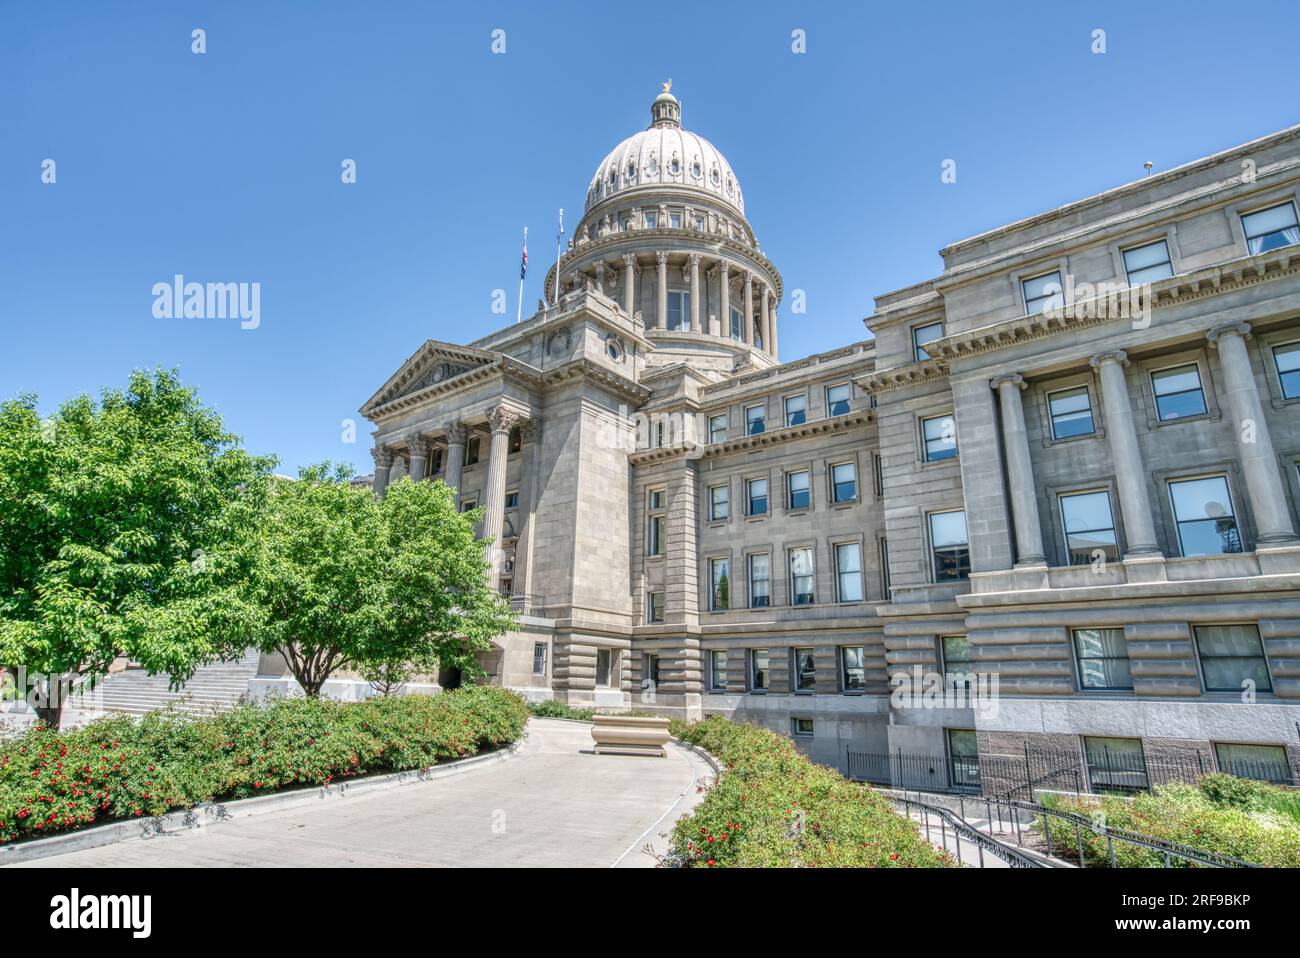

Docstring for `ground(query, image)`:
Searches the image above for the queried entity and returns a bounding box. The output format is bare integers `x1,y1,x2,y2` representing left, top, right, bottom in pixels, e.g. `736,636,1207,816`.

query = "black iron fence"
848,744,1299,798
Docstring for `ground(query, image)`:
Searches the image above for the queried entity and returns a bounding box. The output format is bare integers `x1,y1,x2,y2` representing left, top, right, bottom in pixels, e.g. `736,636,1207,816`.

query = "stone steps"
71,650,261,717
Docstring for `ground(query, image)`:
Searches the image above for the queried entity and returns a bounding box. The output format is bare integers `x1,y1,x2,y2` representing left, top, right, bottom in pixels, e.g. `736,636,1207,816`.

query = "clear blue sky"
3,1,1297,474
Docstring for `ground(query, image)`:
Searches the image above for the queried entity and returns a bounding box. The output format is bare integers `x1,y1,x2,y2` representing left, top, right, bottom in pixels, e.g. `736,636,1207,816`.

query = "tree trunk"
35,704,63,730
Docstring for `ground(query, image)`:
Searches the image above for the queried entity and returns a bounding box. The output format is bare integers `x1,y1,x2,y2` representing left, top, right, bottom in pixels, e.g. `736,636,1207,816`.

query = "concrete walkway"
11,719,714,868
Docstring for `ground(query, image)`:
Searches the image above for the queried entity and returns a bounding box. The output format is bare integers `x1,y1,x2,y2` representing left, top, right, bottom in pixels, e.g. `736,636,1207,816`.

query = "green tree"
249,466,514,697
0,370,273,728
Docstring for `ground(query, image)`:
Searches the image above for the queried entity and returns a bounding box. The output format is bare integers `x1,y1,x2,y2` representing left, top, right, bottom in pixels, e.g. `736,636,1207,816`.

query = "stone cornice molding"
989,373,1026,391
629,409,872,467
1089,349,1129,369
926,246,1300,365
854,360,948,395
541,357,652,406
698,342,874,398
1206,320,1253,346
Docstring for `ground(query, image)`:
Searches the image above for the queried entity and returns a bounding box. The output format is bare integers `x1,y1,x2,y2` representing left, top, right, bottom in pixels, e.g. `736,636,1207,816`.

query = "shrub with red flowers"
0,685,528,846
668,716,951,868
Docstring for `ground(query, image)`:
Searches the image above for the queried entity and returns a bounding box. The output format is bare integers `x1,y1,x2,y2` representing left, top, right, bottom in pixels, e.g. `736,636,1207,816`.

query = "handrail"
892,796,1045,869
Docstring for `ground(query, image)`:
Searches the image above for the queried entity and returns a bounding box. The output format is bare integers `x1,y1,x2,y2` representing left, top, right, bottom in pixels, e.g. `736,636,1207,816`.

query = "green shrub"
527,700,595,721
0,685,528,846
668,716,951,868
1040,779,1300,868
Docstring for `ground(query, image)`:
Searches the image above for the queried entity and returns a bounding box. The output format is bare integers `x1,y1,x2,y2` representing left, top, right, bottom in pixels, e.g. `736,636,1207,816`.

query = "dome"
584,87,745,217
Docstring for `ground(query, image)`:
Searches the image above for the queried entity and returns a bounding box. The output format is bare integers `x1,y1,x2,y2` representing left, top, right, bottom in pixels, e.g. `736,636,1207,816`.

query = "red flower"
889,853,899,862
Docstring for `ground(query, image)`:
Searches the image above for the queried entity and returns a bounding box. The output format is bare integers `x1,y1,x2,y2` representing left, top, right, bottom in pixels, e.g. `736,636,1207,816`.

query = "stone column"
482,406,521,590
768,299,779,358
1090,351,1161,557
443,422,468,508
371,448,393,497
511,419,541,600
991,374,1046,566
622,253,636,318
655,251,668,329
688,253,702,332
719,263,731,337
1208,322,1298,544
407,436,431,482
743,272,754,346
759,286,771,352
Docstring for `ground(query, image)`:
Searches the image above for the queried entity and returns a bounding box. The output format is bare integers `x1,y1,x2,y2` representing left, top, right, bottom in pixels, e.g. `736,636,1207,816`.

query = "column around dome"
688,254,702,333
719,263,731,339
655,251,668,330
742,272,754,346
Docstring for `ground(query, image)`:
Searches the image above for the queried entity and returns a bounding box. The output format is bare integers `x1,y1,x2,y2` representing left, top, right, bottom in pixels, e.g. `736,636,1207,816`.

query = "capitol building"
303,87,1300,788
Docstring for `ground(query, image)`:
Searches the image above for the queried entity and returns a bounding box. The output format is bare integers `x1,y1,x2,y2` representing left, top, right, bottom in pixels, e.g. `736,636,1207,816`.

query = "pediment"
361,340,500,416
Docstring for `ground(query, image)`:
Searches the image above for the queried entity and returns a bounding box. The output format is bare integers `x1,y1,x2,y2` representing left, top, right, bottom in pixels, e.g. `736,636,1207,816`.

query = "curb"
0,732,529,866
670,738,723,777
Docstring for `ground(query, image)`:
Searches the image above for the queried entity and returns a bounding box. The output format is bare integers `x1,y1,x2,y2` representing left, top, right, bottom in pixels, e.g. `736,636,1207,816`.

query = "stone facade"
317,89,1300,789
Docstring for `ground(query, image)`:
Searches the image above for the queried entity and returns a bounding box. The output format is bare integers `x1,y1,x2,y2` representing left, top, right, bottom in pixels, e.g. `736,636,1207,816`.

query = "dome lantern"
650,80,680,129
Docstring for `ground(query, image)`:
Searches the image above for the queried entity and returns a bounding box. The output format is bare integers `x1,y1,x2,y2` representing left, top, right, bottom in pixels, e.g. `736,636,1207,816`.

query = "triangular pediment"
361,340,501,416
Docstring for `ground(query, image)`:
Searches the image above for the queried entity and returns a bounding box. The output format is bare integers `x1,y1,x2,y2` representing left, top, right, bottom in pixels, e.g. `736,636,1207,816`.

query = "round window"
606,338,624,362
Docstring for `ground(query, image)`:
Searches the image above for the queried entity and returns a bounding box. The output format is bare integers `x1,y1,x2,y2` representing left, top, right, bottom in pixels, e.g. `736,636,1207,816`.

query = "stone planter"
591,715,671,757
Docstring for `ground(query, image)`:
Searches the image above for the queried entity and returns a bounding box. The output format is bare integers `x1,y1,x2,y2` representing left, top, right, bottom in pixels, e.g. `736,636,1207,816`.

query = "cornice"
541,357,652,405
699,341,875,399
853,360,948,395
628,409,872,468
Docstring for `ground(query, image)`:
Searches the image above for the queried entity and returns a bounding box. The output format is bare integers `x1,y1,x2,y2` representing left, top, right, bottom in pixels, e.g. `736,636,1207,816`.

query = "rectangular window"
643,653,660,689
826,383,851,417
786,470,811,510
666,290,690,331
912,322,943,362
1151,363,1207,421
793,647,816,691
729,306,744,341
505,491,519,509
647,592,664,624
750,649,769,692
709,484,729,521
1273,342,1300,400
747,477,768,516
1169,476,1242,556
791,717,814,737
840,646,866,691
466,437,481,465
745,403,766,435
532,642,548,675
1059,490,1118,564
643,211,658,229
789,547,815,605
873,453,884,497
879,537,890,597
835,542,863,601
649,489,664,510
1122,239,1174,285
1195,624,1272,693
831,461,857,503
1073,628,1133,690
669,211,683,229
929,510,970,581
461,498,477,513
1083,736,1149,793
708,413,728,444
1213,743,1293,784
941,635,974,686
921,414,956,462
708,650,728,692
595,649,613,687
748,553,770,608
1241,201,1300,254
784,394,806,427
1048,386,1095,439
1022,270,1064,315
648,514,665,556
947,729,982,792
709,557,730,612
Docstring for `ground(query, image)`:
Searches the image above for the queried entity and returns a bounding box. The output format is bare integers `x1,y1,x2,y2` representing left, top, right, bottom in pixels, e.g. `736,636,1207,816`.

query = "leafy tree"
0,370,273,728
249,466,514,698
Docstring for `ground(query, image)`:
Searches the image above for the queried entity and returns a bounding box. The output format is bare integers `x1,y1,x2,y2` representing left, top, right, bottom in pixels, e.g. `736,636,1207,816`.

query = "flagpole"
516,226,527,324
553,207,564,309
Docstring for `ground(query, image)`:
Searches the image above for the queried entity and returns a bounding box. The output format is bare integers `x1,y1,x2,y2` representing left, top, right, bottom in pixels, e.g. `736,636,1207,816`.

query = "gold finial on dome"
662,79,672,94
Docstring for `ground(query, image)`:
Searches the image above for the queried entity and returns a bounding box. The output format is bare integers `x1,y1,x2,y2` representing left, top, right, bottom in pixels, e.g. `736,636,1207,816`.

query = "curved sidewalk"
12,718,713,868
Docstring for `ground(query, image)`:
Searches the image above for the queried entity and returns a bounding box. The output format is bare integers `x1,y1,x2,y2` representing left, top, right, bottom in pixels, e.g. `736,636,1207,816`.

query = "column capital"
743,270,754,288
407,435,432,457
989,373,1026,391
687,252,702,267
655,250,669,266
371,447,394,469
444,422,469,445
621,252,637,269
719,261,730,275
488,405,524,435
1206,321,1253,347
1089,349,1129,370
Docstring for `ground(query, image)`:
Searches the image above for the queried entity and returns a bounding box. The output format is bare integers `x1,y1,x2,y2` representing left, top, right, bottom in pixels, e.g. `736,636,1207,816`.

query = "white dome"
584,95,744,217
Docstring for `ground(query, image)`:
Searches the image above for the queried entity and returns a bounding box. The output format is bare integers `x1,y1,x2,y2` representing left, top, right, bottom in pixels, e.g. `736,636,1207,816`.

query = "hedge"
1041,775,1300,867
0,685,529,846
668,716,951,868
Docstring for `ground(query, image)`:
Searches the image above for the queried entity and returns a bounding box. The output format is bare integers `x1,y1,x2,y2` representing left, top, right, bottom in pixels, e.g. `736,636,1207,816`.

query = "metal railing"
891,794,1044,868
